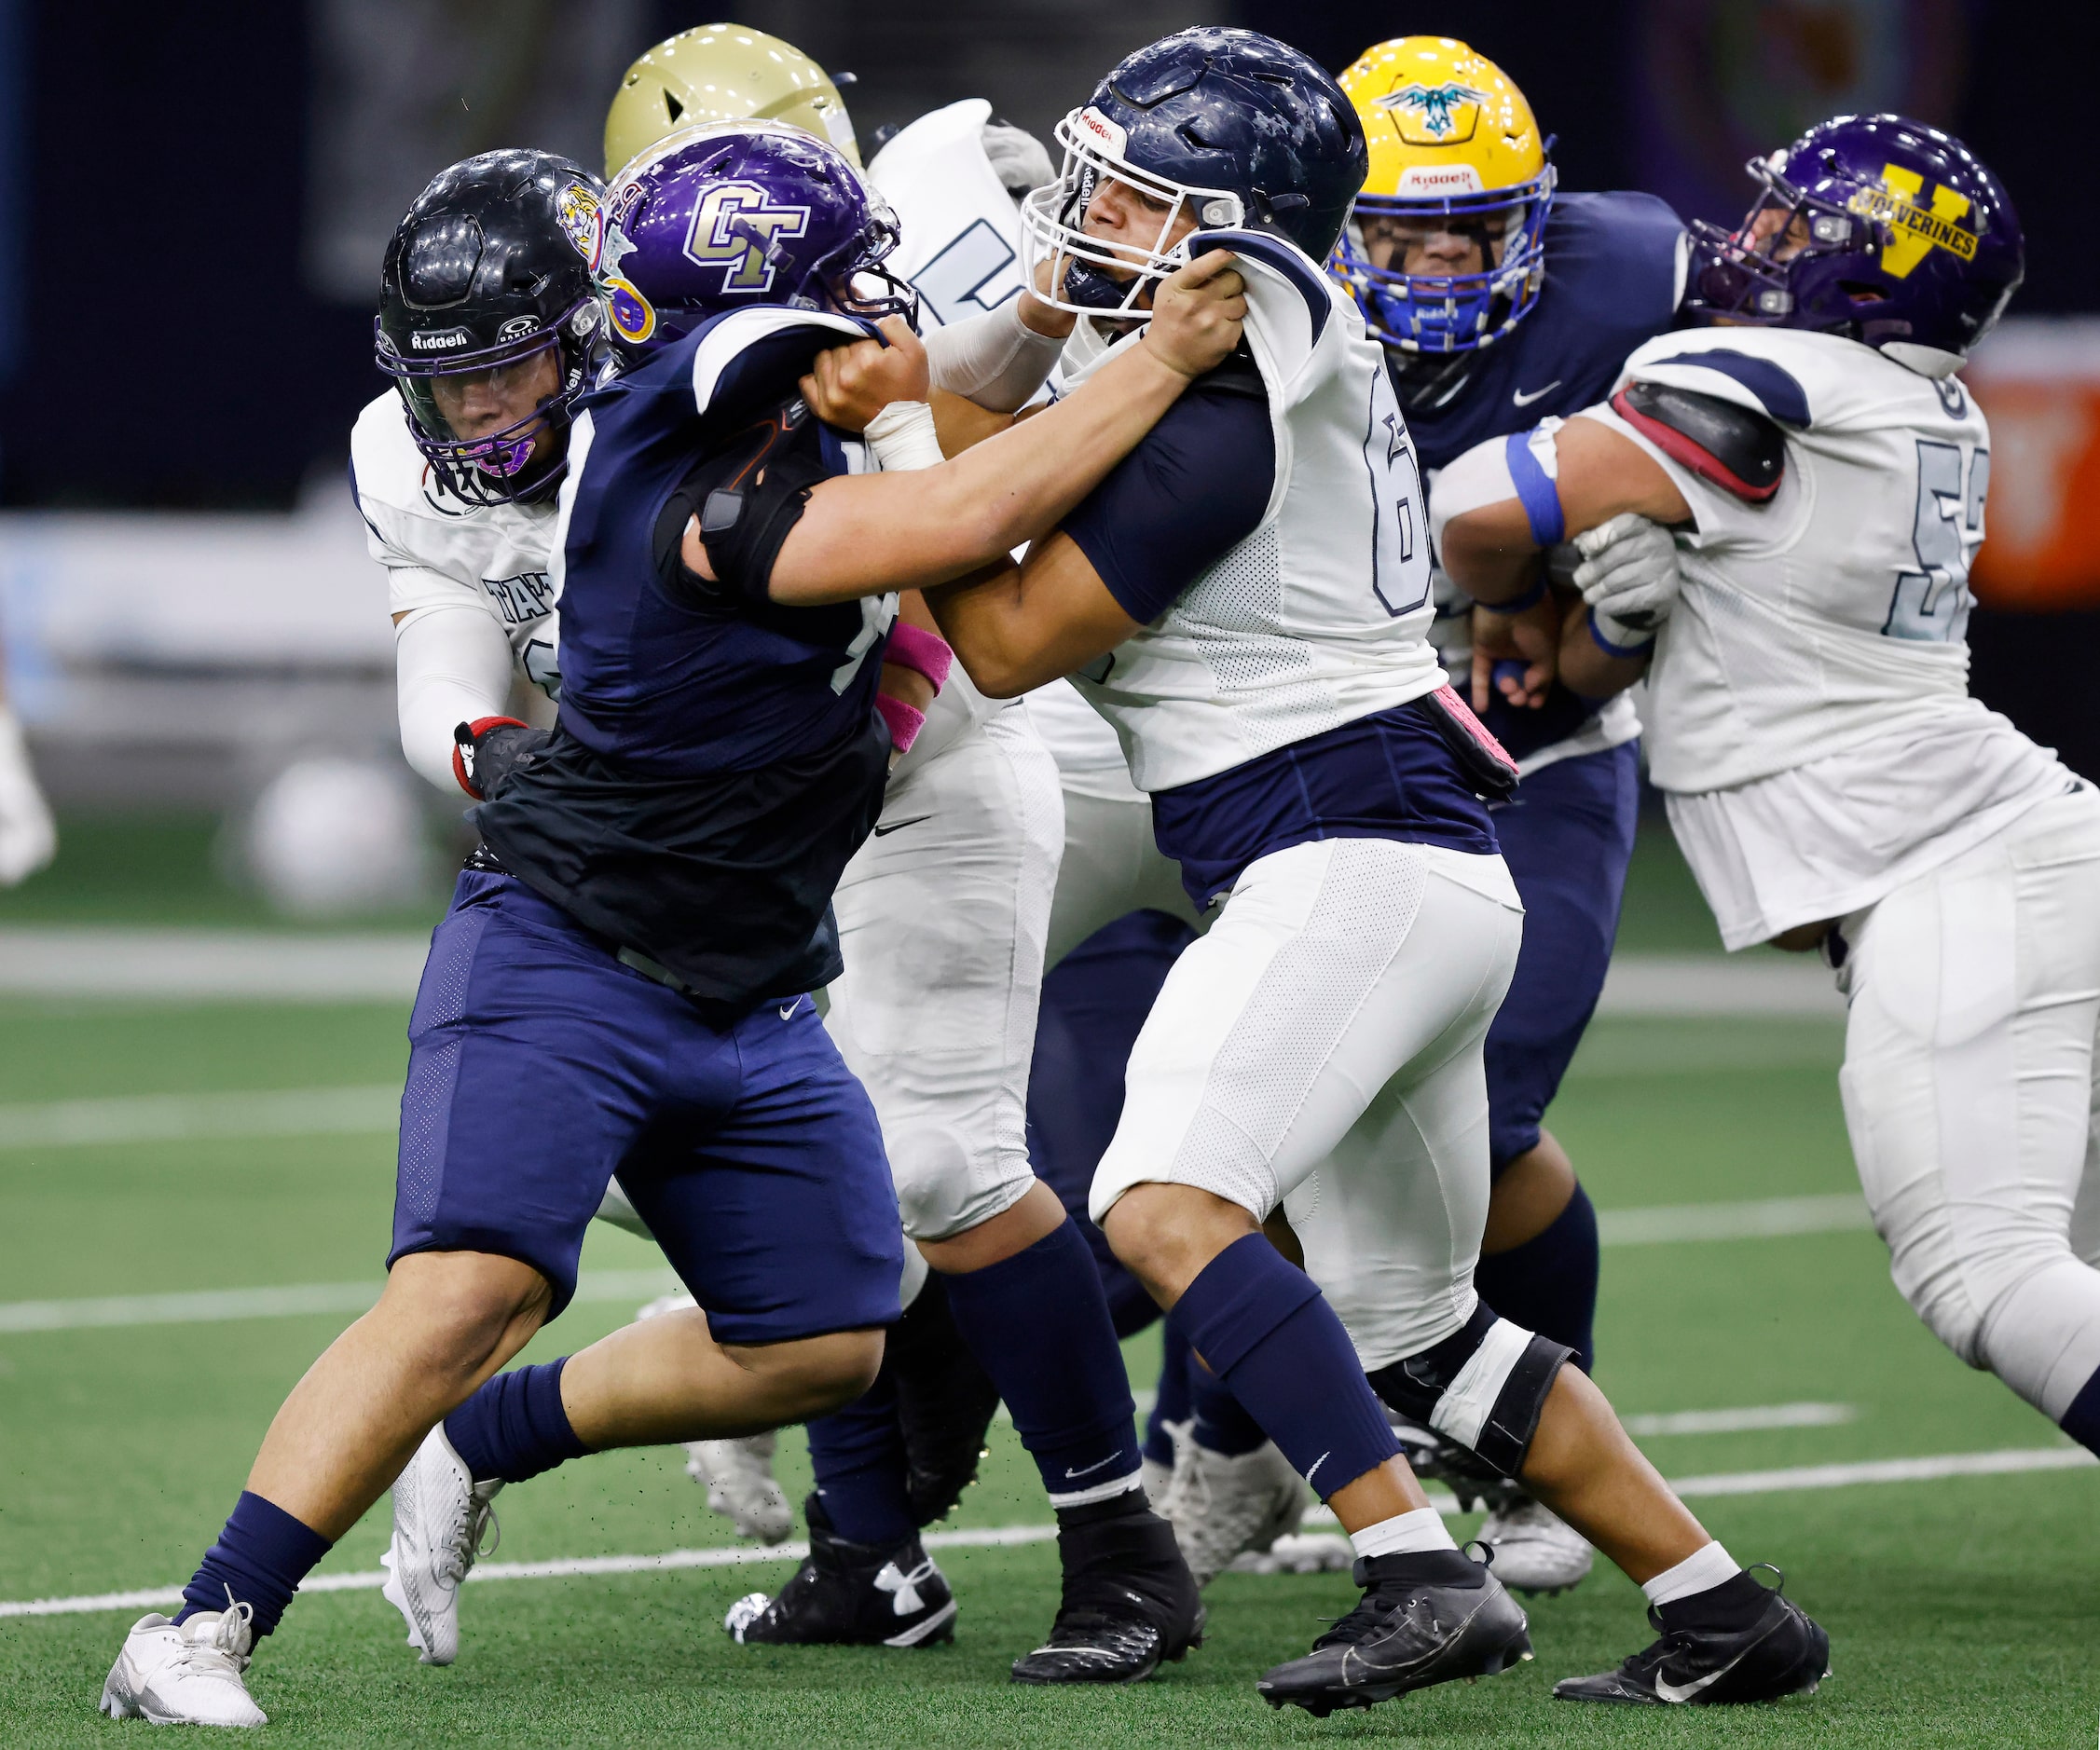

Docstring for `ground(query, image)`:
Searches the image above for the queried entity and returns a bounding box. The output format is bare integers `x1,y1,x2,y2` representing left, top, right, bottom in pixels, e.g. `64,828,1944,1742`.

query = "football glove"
1572,513,1681,632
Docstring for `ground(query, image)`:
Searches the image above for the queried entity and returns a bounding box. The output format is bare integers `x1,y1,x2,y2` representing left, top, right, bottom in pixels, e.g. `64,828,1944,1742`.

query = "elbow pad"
656,405,830,609
1610,380,1786,503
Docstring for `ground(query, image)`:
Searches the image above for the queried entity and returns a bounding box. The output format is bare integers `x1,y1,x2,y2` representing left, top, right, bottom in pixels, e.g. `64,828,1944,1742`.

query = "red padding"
451,716,528,800
1611,386,1779,503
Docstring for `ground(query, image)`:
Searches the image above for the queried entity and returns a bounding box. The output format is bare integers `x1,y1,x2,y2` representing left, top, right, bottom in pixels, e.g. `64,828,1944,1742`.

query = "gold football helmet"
603,23,859,177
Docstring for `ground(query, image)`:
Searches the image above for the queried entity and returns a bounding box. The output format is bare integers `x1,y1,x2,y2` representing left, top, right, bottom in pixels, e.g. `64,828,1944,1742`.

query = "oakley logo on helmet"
410,329,473,351
1850,164,1978,278
684,182,812,293
1376,83,1488,145
497,315,539,341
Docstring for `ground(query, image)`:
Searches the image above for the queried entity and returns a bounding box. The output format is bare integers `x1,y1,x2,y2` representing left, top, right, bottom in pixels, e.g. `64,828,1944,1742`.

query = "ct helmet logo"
683,182,811,293
1376,82,1488,144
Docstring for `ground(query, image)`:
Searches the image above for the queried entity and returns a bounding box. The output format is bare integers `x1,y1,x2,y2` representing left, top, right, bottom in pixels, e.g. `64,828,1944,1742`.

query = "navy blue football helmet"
1686,114,2023,367
1022,27,1367,318
597,120,914,360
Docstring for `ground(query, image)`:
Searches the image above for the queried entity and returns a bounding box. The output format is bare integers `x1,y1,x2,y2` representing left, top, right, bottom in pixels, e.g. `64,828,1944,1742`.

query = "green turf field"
2,824,2095,1744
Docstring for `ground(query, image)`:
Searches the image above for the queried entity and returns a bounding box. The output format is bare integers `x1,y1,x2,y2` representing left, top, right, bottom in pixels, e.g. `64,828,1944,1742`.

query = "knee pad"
890,1127,1028,1242
1366,1301,1572,1478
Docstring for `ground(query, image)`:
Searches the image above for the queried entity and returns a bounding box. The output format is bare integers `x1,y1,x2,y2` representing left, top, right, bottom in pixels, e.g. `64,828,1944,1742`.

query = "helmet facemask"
1020,107,1243,321
377,299,602,508
1686,151,1877,329
1331,168,1553,356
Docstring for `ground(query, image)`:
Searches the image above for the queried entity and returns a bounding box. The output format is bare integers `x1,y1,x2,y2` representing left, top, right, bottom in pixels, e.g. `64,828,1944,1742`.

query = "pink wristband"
875,692,927,755
884,620,954,693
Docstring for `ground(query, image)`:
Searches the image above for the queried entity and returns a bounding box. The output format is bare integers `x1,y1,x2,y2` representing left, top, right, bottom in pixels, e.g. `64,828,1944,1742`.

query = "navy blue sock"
1169,1233,1400,1499
1474,1182,1599,1374
443,1358,590,1484
176,1492,332,1636
1188,1357,1268,1456
2060,1361,2100,1457
1145,1321,1192,1465
940,1216,1143,1504
806,1361,916,1547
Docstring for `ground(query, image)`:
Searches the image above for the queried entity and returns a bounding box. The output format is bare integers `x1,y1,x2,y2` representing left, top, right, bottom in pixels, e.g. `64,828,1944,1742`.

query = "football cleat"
684,1434,793,1545
1159,1429,1311,1588
888,1278,1002,1527
725,1496,955,1648
101,1605,267,1728
1256,1548,1531,1717
1478,1495,1594,1595
381,1422,502,1666
1010,1494,1203,1685
1228,1531,1356,1576
1554,1568,1830,1705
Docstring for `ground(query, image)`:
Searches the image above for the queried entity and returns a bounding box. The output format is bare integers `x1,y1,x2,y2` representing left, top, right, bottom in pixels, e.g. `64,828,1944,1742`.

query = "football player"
97,126,1244,1726
1303,34,1690,1594
1436,115,2100,1501
601,29,1207,1675
908,26,1831,1714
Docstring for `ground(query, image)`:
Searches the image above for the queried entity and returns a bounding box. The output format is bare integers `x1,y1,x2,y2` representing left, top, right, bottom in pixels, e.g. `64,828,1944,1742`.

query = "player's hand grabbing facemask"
1572,513,1681,633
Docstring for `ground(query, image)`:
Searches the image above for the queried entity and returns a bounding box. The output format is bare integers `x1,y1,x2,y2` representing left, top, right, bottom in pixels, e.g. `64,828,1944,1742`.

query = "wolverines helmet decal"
1330,37,1554,356
604,23,859,178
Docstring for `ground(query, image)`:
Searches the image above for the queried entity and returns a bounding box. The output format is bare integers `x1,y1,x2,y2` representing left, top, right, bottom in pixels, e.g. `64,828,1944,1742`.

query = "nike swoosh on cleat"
1063,1454,1121,1479
1512,381,1563,407
1653,1639,1760,1704
872,814,933,837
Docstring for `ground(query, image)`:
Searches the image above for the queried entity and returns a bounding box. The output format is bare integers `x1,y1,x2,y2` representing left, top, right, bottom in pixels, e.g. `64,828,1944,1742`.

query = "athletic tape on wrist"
884,620,953,693
1587,603,1656,659
864,400,944,472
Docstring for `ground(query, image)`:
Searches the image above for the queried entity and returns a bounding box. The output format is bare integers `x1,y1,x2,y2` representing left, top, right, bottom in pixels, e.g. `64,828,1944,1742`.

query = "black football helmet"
376,149,611,506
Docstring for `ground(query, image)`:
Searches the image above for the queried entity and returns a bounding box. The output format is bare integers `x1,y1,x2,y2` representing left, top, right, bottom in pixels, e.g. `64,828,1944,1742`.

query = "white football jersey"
1588,326,2069,946
1063,235,1445,793
350,391,562,698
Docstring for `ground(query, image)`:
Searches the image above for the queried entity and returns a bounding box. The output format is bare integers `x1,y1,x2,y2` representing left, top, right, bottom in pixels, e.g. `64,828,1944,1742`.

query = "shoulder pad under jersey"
1610,378,1787,502
1188,227,1339,403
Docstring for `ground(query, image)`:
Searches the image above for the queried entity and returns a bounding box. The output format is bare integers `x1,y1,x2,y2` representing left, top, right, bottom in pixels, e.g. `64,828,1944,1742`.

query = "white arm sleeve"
924,298,1066,414
394,601,518,795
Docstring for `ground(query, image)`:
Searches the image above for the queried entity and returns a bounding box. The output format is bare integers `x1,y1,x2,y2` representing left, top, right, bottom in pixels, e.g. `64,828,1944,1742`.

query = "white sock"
1640,1539,1741,1608
1349,1506,1456,1561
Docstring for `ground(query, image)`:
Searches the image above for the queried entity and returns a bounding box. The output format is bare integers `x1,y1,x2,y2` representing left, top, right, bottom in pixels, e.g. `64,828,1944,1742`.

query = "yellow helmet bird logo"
1376,83,1489,146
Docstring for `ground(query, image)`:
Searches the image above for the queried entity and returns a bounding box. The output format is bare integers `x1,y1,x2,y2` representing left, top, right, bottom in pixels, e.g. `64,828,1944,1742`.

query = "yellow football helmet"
603,23,860,178
1330,37,1555,355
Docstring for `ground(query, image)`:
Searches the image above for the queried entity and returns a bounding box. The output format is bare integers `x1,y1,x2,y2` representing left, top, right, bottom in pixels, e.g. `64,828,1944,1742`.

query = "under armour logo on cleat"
874,1557,937,1616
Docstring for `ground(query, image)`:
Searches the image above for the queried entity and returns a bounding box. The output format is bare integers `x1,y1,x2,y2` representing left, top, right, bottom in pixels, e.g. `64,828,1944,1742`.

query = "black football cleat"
889,1277,1002,1527
1553,1566,1829,1704
1256,1548,1531,1717
724,1496,955,1649
1010,1494,1203,1685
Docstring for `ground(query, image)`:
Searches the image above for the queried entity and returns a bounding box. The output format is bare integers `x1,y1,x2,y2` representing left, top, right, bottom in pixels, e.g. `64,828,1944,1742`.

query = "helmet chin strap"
1062,259,1148,314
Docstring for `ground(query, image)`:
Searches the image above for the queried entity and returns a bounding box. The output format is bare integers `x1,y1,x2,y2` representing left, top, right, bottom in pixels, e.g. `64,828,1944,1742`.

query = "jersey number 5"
1884,438,1988,643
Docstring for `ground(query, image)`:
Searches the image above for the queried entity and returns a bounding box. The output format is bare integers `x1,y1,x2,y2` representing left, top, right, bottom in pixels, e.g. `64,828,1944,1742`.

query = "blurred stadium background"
4,5,2098,1744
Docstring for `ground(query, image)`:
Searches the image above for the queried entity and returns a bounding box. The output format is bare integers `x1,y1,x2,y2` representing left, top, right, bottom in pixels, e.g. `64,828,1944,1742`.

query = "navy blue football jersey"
1401,190,1686,472
473,308,896,1013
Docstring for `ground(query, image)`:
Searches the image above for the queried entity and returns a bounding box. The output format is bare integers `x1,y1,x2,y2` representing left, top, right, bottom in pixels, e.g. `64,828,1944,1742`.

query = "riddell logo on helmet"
411,330,473,351
1396,165,1486,196
1077,107,1129,157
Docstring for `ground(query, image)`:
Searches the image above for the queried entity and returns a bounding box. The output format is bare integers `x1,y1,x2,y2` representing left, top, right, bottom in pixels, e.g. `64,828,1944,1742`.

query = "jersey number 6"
1365,371,1431,619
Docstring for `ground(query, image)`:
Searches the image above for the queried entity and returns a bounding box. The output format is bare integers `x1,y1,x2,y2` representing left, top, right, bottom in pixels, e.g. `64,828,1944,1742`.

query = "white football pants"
1089,835,1526,1368
1838,783,2100,1422
1044,773,1205,969
822,702,1064,1242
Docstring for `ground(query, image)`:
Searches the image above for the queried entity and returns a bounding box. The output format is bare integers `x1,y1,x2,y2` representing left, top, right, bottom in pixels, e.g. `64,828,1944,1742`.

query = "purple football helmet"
597,121,913,359
1686,114,2024,365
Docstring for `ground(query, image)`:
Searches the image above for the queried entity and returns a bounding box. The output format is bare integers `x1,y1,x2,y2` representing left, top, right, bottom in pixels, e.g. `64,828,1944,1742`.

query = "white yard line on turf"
0,929,1833,1015
1621,1401,1857,1437
0,1269,680,1335
8,1447,2090,1621
0,1085,401,1149
0,1197,1875,1334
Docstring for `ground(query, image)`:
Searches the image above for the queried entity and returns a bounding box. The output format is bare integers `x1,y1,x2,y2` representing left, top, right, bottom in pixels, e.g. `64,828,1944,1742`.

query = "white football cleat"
1160,1429,1311,1588
1479,1494,1593,1595
1139,1418,1185,1511
683,1433,793,1545
1228,1531,1357,1576
101,1605,267,1728
381,1423,501,1665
